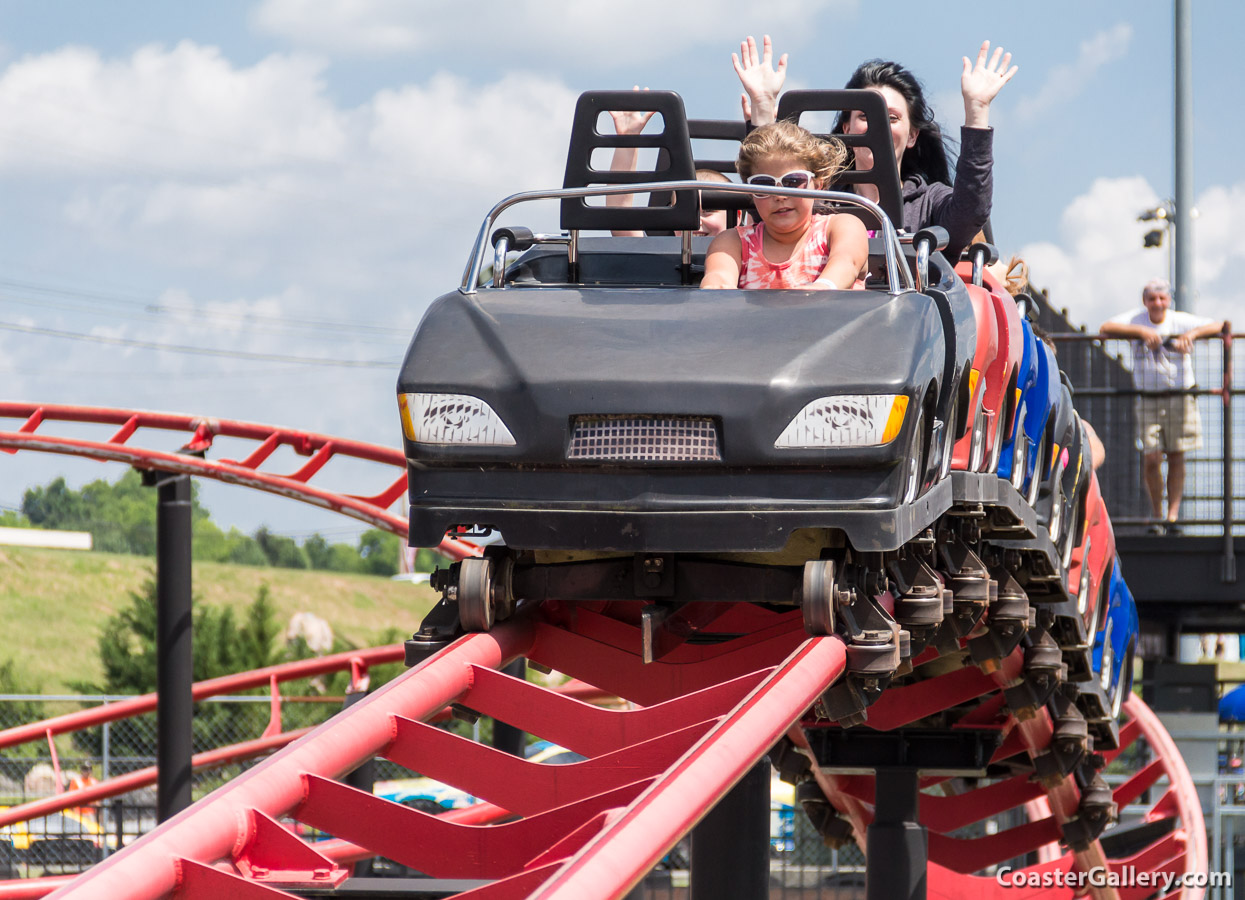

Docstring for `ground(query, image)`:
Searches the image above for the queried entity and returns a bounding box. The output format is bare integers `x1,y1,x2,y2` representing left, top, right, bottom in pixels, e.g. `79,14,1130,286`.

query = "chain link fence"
0,692,365,879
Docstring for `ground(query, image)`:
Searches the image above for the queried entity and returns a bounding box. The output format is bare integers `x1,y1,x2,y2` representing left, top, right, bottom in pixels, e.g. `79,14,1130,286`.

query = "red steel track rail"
0,402,477,559
34,594,1207,900
786,662,1207,900
41,604,845,900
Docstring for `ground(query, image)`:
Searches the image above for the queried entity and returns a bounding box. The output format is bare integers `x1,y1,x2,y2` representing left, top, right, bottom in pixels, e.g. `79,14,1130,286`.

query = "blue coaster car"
1092,557,1139,719
996,314,1039,489
1004,324,1058,508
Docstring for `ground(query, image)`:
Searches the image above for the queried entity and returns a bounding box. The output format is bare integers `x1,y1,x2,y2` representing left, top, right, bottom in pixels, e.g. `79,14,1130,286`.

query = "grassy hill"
0,545,438,693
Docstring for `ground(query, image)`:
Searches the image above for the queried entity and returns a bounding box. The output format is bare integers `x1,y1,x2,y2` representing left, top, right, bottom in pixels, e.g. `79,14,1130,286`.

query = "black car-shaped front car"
399,91,983,659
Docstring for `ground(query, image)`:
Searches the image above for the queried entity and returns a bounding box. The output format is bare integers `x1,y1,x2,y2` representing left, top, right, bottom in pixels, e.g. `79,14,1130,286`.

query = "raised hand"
732,35,786,126
608,86,655,136
605,86,656,231
961,40,1018,128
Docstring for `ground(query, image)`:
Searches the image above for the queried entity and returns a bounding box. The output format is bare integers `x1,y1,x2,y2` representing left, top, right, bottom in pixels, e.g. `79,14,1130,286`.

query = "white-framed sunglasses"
745,169,816,197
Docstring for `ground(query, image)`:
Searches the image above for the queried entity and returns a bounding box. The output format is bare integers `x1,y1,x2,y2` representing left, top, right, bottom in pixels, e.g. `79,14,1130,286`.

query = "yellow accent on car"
881,396,909,444
397,393,416,441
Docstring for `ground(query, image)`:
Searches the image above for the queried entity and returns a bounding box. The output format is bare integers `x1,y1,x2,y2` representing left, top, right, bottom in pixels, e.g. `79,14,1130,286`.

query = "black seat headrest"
561,90,700,234
775,89,905,230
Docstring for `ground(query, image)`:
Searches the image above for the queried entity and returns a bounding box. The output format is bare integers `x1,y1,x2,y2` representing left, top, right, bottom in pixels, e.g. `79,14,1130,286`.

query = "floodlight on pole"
1138,202,1175,283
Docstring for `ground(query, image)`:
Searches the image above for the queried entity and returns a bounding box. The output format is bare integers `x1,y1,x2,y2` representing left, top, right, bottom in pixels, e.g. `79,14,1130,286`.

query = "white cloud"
1014,23,1132,123
0,42,579,292
0,40,584,521
1020,176,1243,329
251,0,854,62
0,43,346,175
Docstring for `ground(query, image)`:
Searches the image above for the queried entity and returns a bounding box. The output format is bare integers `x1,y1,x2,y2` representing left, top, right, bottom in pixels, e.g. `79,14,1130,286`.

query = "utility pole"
1173,0,1194,311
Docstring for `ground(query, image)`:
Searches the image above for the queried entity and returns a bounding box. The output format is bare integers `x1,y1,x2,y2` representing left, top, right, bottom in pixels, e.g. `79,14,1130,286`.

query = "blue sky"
1,0,1241,537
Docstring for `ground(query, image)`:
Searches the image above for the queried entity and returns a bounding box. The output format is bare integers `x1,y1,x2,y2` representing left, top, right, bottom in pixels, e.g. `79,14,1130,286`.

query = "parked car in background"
0,807,113,872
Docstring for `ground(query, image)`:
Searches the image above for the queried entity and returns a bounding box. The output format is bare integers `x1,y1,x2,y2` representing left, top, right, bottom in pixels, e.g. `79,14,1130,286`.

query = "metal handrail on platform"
1049,326,1239,583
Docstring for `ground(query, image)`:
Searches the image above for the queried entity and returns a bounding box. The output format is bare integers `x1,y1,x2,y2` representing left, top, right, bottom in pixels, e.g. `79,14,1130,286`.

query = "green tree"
0,659,45,759
80,578,298,695
357,529,400,576
75,580,291,756
22,477,88,531
414,548,448,573
303,533,333,570
77,581,413,758
23,471,214,557
238,585,284,670
304,531,399,574
255,527,308,569
225,531,270,566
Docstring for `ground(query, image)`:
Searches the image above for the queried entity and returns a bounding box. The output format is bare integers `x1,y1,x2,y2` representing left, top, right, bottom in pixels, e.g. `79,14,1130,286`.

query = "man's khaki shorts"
1137,394,1202,454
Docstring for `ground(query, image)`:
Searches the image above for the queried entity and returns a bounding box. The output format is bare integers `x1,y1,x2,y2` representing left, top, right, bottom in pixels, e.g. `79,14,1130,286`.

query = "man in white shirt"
1100,279,1224,534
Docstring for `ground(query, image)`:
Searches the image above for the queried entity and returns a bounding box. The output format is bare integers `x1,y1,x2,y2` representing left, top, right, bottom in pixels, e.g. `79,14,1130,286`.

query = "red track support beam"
43,621,535,900
526,635,847,899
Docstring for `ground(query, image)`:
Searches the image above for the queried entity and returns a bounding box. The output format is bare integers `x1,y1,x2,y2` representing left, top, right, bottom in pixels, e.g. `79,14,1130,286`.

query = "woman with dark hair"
733,36,1017,259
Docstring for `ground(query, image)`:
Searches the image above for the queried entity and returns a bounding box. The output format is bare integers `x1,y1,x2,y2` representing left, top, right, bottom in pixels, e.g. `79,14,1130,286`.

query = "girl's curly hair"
736,120,847,186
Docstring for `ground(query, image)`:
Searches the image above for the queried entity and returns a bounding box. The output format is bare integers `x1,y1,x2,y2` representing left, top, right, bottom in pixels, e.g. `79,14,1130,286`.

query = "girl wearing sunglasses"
700,121,868,290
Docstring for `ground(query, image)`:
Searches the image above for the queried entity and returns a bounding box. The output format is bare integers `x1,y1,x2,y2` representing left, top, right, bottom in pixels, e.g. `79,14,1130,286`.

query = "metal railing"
1050,327,1241,549
459,181,913,295
1116,724,1245,899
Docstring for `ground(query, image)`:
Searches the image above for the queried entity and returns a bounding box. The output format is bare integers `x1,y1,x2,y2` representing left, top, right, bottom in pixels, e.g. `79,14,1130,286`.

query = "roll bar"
460,181,915,295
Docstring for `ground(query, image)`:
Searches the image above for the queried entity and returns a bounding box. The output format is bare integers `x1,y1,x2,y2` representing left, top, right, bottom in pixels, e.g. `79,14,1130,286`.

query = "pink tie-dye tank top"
737,215,831,289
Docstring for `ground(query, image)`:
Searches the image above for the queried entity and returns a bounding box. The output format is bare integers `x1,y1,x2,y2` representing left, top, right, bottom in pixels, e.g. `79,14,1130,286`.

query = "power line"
0,319,395,369
0,277,407,340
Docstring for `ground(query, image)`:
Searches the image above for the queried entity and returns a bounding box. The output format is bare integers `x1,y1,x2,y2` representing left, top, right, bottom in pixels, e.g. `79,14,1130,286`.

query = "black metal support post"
342,690,376,793
111,798,125,852
867,768,926,900
492,657,526,757
690,758,770,900
154,473,193,822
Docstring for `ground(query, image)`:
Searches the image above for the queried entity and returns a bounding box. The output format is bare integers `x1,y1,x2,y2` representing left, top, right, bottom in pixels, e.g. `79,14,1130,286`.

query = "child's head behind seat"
694,168,731,236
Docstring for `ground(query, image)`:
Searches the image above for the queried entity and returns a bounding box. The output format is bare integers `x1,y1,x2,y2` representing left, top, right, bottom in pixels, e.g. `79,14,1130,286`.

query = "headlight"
398,392,516,446
774,394,908,449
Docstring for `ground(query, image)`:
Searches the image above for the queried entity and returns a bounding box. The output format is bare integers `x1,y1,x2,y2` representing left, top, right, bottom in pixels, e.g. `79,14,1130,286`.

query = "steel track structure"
0,402,1209,899
0,402,477,558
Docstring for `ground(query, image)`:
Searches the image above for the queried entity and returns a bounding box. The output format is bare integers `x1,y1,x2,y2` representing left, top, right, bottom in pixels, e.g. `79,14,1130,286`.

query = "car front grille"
567,415,722,462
